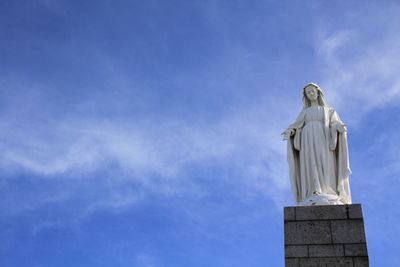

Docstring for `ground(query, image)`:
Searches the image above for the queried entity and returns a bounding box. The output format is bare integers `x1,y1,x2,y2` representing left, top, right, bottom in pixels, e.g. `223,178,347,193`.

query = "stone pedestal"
284,204,369,267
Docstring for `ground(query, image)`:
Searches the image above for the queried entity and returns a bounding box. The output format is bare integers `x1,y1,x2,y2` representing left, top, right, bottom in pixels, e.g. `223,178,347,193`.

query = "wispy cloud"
314,14,400,186
0,89,292,225
317,26,400,123
317,30,355,62
314,14,400,265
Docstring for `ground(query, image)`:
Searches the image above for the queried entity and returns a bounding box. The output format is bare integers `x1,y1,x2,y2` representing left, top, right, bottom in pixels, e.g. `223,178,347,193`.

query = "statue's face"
305,86,318,101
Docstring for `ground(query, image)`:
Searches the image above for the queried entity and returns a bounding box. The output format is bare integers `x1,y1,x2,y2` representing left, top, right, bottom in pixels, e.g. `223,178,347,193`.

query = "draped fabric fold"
284,106,352,205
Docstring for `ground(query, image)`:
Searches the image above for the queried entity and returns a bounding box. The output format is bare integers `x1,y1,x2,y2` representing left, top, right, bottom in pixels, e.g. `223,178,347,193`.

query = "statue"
282,83,352,206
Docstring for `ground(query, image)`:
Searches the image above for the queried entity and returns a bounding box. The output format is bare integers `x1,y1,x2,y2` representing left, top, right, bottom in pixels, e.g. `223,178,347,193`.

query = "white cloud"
0,96,292,219
317,30,355,62
317,27,400,123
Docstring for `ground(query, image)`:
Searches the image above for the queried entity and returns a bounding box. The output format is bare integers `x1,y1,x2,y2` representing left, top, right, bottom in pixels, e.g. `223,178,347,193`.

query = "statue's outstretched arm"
282,109,305,141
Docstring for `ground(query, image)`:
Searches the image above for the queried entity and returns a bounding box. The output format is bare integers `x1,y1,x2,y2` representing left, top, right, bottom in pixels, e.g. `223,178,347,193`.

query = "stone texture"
295,205,347,221
331,220,366,243
285,258,299,267
354,257,369,267
344,244,368,256
285,221,331,245
348,204,363,219
308,244,344,257
284,207,296,221
286,258,356,267
285,245,308,258
298,257,353,267
284,204,369,267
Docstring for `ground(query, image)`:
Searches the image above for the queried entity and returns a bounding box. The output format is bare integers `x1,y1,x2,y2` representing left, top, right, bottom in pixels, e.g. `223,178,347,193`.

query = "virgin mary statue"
283,83,352,206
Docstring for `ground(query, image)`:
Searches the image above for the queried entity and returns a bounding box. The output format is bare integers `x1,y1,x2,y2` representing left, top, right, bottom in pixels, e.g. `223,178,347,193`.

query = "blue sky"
1,0,400,266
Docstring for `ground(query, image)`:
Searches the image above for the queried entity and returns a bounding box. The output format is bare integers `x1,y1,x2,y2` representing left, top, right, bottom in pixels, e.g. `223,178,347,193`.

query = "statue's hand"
332,123,346,133
336,124,347,133
282,129,295,140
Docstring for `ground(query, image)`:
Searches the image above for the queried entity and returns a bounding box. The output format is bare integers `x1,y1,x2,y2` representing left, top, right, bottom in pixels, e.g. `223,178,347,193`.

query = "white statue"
283,83,352,206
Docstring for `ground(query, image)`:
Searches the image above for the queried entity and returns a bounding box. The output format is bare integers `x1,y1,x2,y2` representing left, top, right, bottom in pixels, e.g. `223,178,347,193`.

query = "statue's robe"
284,106,352,205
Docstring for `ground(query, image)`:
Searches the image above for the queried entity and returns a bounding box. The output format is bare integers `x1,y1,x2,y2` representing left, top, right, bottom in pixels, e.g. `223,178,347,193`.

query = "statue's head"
302,83,327,107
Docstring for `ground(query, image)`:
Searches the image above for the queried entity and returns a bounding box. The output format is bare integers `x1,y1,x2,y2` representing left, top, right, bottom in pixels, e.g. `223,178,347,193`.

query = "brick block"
348,204,363,219
295,205,347,221
308,244,344,257
298,257,353,267
354,257,369,267
285,258,299,267
344,244,368,256
284,207,296,221
285,221,331,245
331,220,366,243
285,245,308,258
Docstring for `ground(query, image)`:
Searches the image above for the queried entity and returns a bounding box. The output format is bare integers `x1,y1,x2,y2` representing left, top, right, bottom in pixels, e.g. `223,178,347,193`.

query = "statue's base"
284,204,369,267
298,193,347,206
